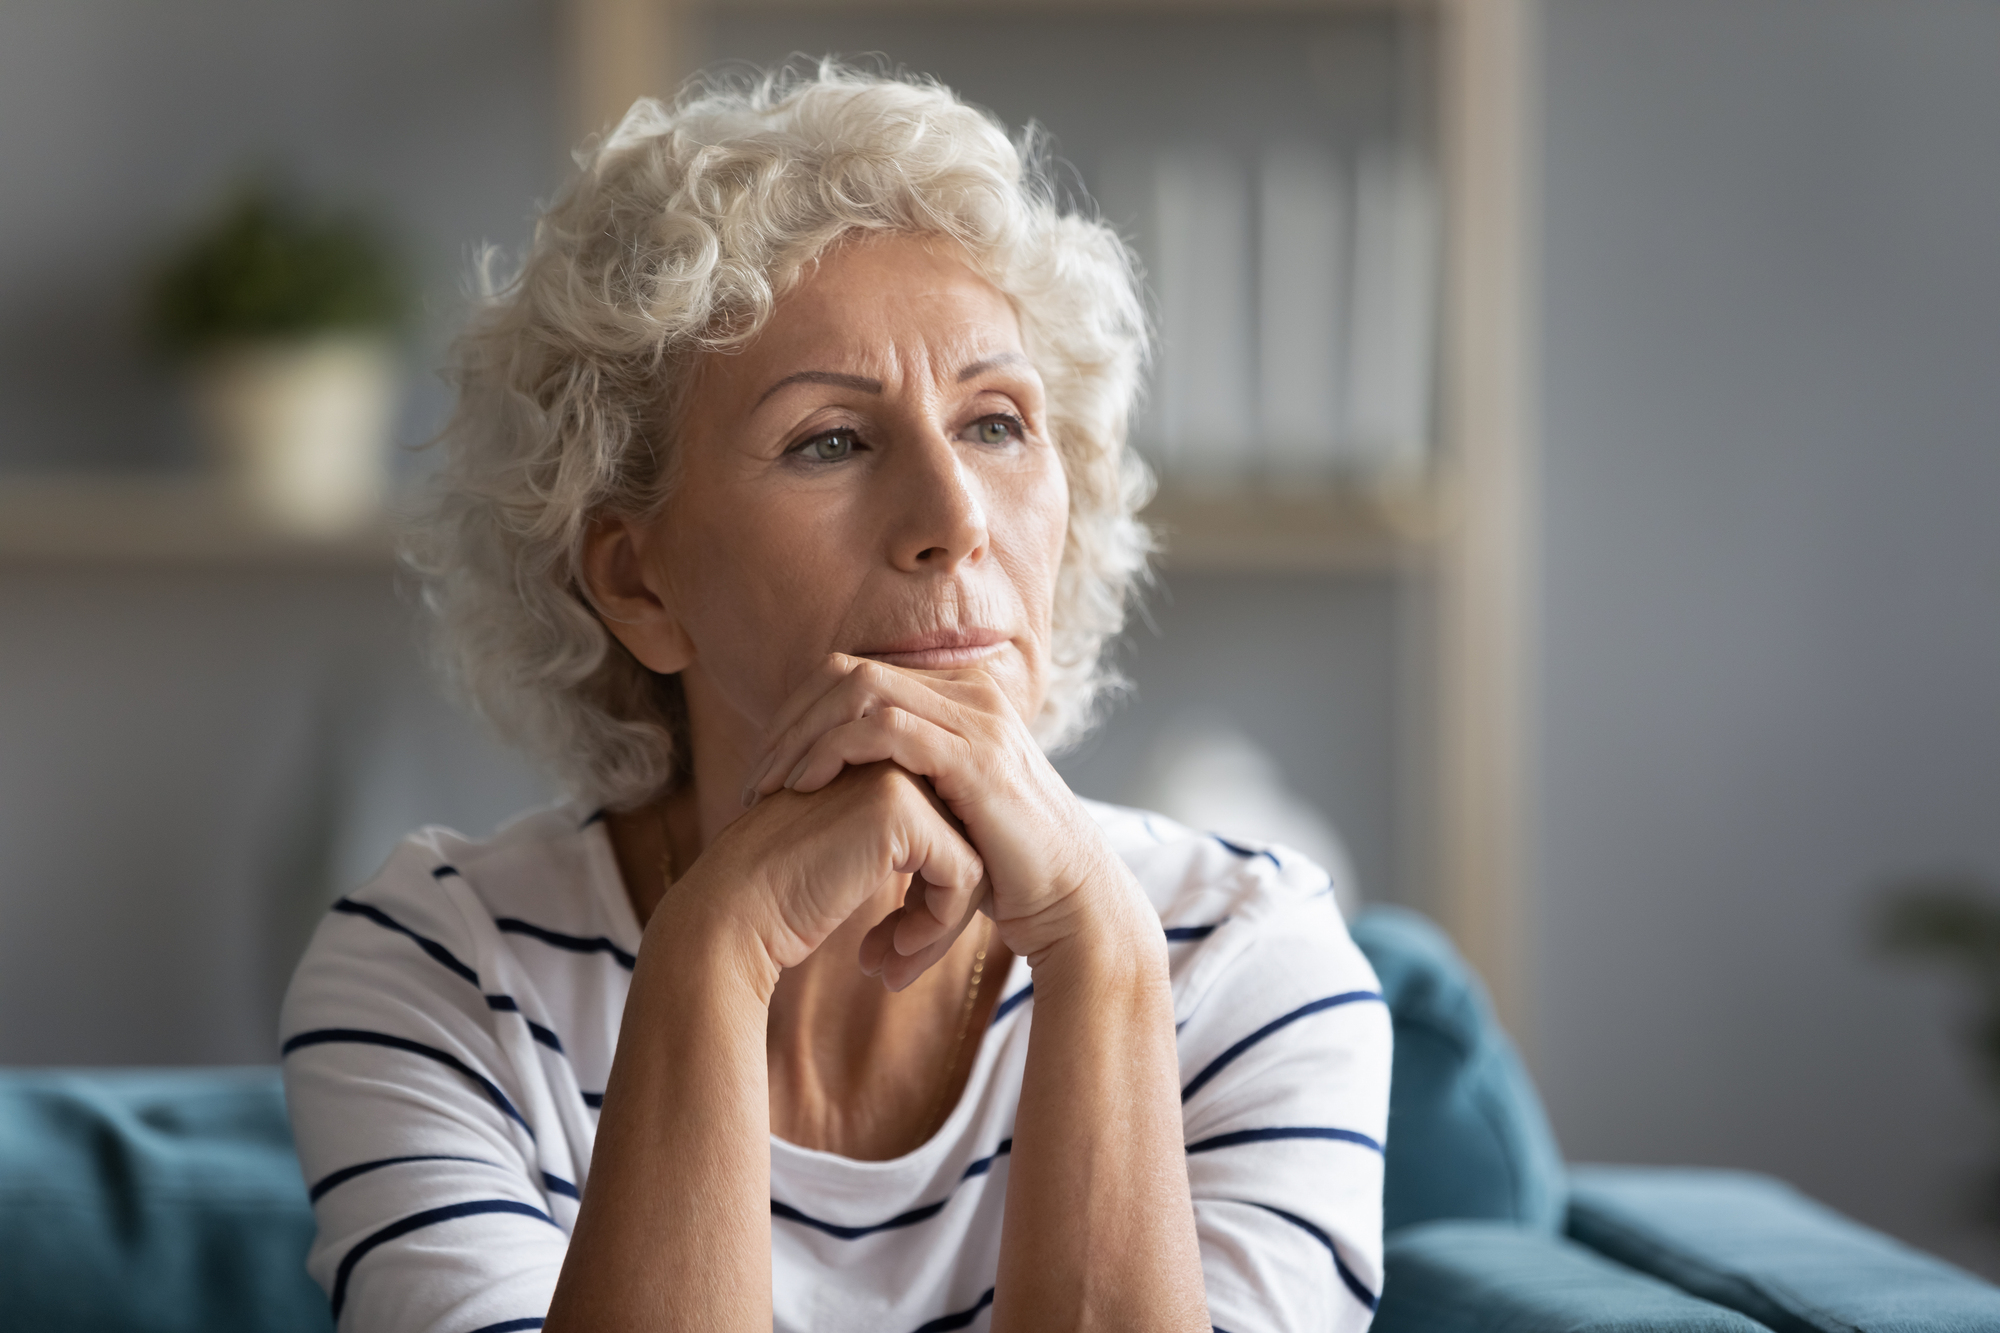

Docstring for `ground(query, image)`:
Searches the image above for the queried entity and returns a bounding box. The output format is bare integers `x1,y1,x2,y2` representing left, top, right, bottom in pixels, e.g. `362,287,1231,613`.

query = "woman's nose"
889,431,989,573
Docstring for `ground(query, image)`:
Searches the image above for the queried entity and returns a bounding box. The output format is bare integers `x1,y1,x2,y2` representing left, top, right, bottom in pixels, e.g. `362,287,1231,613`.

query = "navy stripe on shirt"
910,1286,995,1333
471,1320,545,1333
282,1028,535,1139
960,1137,1012,1179
1181,991,1384,1104
773,1118,1378,1248
541,1170,579,1200
330,1198,558,1318
333,898,480,988
581,1090,605,1109
308,1154,496,1204
1247,1201,1378,1312
494,917,638,971
773,1140,1015,1240
1212,835,1282,870
332,897,573,1058
773,1196,947,1241
990,984,1033,1025
484,995,565,1054
1185,1126,1384,1156
438,860,640,964
1163,922,1223,941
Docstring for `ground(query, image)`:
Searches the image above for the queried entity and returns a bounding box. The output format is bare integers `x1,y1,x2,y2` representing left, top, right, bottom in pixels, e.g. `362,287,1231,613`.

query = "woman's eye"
797,430,856,462
970,415,1023,446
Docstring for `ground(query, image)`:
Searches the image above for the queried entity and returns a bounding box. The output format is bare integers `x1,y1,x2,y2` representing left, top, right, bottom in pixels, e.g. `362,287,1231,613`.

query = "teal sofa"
3,906,1995,1332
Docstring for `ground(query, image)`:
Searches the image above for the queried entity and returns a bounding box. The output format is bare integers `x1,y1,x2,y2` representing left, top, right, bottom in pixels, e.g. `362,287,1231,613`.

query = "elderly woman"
282,67,1389,1333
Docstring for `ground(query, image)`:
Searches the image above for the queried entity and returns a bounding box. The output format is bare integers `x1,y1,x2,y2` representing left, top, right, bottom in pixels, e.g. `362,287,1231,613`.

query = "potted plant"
148,178,407,535
1879,873,2000,1221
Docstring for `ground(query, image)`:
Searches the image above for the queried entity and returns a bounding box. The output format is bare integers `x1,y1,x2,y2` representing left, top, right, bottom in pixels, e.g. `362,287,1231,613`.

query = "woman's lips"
857,630,1009,670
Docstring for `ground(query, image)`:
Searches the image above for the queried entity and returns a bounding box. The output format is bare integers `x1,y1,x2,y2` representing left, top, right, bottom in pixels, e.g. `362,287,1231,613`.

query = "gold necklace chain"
919,919,991,1141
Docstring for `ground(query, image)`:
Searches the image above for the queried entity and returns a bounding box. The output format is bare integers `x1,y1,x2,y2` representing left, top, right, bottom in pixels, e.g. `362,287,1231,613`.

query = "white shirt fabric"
281,798,1391,1333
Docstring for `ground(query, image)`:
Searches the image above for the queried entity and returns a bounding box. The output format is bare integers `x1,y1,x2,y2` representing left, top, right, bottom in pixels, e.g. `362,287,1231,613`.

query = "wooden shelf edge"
0,473,1446,576
1141,479,1444,574
710,0,1410,13
0,475,401,570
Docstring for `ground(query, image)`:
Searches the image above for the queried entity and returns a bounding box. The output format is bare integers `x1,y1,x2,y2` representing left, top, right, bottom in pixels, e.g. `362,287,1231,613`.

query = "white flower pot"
191,336,398,535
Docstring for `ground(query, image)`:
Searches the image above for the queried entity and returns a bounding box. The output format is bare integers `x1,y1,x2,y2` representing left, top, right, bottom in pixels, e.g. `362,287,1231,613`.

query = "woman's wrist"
638,857,786,1009
1012,852,1167,994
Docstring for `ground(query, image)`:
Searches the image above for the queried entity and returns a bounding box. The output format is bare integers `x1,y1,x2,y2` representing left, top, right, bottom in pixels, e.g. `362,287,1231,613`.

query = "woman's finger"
887,777,986,908
893,865,984,957
746,655,860,795
858,880,985,992
782,708,975,800
749,656,996,804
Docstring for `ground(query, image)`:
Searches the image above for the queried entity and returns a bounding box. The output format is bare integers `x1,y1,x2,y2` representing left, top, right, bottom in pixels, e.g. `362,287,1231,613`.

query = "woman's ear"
579,514,695,675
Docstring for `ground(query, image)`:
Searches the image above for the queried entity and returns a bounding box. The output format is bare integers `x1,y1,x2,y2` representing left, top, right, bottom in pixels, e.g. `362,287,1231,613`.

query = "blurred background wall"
0,0,1996,1280
0,0,567,1065
1531,0,2000,1275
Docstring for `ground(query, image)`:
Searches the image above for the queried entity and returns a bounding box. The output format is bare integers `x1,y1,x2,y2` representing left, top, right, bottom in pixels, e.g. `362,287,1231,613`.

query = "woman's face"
632,233,1068,755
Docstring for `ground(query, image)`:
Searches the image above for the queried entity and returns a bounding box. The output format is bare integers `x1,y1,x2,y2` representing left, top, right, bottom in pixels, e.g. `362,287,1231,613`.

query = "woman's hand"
746,654,1210,1332
670,759,986,998
743,654,1151,979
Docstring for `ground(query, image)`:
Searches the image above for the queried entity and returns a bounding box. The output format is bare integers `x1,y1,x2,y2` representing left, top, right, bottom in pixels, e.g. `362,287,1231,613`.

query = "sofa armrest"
1566,1165,2000,1333
1376,1220,1772,1332
0,1067,329,1333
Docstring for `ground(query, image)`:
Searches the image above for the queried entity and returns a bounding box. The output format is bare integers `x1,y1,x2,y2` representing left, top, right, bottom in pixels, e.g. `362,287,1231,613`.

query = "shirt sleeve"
1172,872,1391,1333
280,836,572,1333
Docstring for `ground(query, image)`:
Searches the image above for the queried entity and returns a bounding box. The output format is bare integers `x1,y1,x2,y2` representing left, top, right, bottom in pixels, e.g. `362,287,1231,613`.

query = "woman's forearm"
995,893,1209,1332
544,894,777,1333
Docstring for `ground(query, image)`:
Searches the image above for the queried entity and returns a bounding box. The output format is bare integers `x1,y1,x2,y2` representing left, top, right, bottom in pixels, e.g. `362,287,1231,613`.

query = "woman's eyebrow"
754,370,882,408
957,352,1030,381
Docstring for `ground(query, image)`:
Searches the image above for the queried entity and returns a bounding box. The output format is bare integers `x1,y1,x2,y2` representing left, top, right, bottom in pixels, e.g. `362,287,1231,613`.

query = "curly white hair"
411,63,1155,809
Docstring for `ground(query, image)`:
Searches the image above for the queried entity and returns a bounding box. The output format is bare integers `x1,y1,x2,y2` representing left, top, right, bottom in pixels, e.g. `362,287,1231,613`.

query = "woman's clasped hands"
724,653,1145,992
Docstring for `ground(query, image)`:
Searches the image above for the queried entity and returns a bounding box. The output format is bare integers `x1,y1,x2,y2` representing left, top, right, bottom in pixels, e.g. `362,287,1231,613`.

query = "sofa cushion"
1567,1165,2000,1333
0,1067,329,1333
1375,1219,1774,1332
1350,905,1567,1232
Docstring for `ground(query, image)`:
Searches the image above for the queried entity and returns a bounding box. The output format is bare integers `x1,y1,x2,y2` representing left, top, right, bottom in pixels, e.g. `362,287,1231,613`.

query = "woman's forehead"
716,238,1032,403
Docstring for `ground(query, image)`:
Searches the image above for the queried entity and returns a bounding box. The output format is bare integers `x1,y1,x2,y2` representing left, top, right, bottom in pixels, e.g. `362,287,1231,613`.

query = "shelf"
1141,479,1442,574
709,0,1402,12
0,472,1442,575
0,474,399,570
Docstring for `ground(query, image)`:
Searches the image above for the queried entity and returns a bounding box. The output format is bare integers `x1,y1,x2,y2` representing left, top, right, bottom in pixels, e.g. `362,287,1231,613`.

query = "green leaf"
145,175,407,356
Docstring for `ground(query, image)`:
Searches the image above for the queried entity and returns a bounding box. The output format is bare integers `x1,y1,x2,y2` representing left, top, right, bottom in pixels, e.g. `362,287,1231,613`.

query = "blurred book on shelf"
1128,138,1438,488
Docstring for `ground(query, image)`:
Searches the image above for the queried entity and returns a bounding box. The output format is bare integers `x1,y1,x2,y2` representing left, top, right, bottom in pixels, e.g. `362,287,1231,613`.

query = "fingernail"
783,758,810,790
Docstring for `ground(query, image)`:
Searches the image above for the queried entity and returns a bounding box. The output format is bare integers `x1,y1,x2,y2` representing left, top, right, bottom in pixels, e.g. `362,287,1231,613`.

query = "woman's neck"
766,907,1002,1159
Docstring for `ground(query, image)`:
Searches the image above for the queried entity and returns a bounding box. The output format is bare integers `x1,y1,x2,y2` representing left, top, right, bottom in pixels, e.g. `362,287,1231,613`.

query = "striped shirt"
280,799,1391,1333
